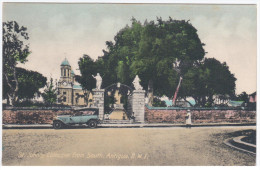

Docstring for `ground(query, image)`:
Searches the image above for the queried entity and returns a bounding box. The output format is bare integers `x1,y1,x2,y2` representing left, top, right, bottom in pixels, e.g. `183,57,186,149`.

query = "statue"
92,73,102,89
132,75,143,90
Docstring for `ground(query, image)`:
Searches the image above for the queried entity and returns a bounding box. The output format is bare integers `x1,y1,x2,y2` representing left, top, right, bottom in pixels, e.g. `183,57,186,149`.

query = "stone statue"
133,75,143,90
92,73,102,89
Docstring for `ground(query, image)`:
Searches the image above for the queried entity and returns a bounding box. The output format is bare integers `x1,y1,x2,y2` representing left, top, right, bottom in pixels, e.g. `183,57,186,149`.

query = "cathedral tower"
57,58,89,106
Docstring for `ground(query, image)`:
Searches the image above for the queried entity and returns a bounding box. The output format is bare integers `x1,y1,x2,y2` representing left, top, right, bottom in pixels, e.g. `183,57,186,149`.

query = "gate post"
132,90,145,123
92,89,105,120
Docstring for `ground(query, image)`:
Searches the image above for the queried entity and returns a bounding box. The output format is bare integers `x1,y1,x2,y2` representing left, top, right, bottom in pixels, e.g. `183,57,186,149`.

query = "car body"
53,108,100,129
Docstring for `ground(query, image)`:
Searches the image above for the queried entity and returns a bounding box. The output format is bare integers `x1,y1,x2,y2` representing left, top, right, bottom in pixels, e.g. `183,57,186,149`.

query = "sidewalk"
2,122,256,129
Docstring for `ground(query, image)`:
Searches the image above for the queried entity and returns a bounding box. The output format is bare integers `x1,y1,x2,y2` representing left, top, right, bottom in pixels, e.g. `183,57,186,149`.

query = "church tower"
57,58,89,106
59,58,73,85
57,58,74,105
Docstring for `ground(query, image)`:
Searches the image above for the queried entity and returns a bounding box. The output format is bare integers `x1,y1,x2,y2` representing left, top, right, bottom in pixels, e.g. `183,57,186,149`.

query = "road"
2,126,256,166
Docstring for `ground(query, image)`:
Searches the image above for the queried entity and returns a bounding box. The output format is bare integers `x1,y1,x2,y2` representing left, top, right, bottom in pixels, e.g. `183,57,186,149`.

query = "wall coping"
3,106,73,110
145,105,250,111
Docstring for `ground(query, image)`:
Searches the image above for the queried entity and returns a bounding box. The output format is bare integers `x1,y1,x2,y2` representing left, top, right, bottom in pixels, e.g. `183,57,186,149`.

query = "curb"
224,136,256,154
2,123,256,129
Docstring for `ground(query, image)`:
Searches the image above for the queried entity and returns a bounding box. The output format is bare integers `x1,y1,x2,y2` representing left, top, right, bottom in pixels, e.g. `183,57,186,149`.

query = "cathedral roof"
61,58,70,66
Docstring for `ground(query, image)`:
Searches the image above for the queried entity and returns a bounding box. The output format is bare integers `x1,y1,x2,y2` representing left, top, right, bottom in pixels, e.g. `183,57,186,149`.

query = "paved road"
2,126,256,166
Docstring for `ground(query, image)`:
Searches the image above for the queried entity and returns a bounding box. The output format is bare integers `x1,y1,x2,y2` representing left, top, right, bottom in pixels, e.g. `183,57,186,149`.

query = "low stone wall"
145,107,256,124
2,109,73,124
2,106,257,124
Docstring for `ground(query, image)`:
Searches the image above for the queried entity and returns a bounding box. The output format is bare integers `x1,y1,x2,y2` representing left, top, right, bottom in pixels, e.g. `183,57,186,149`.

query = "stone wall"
3,109,73,124
3,106,256,124
145,107,256,124
92,89,105,120
132,90,145,123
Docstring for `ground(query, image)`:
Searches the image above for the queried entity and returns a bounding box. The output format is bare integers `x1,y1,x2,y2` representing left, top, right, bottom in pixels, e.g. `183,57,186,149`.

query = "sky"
2,3,257,94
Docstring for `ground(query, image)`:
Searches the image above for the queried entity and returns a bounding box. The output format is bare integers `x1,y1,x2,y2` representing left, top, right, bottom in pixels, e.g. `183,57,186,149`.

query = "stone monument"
131,75,145,123
92,73,104,120
133,75,143,90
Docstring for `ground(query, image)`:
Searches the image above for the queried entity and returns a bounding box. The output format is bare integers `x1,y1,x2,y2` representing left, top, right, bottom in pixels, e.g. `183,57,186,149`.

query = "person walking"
185,109,192,128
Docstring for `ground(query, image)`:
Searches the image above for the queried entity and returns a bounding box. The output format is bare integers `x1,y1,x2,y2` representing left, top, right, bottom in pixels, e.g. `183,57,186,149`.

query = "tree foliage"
3,21,30,105
42,78,57,106
77,18,236,107
78,18,205,93
75,55,97,91
234,91,249,103
3,67,47,103
180,58,237,107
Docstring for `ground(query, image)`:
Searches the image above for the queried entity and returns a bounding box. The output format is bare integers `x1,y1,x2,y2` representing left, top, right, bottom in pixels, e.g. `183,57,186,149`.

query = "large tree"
180,58,236,107
77,18,236,107
96,18,205,105
3,21,30,105
3,67,47,104
130,18,205,105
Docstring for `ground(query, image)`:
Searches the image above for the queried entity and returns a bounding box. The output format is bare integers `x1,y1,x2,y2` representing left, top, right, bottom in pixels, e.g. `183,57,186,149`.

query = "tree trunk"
148,80,154,106
7,94,13,106
4,68,19,106
12,67,19,106
7,97,10,105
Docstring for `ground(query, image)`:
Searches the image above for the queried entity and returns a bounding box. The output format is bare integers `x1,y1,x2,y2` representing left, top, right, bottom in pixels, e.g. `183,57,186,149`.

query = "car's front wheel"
88,120,97,128
53,121,63,129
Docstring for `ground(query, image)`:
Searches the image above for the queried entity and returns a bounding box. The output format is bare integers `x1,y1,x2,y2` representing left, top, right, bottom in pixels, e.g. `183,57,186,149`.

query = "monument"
92,73,104,120
92,73,102,90
131,75,145,123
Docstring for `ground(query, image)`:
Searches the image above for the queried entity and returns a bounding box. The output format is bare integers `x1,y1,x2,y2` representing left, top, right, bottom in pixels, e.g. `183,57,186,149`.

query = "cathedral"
57,58,92,106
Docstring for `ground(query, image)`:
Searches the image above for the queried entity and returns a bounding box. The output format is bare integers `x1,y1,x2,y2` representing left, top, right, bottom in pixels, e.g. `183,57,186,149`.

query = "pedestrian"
131,112,135,123
185,109,192,128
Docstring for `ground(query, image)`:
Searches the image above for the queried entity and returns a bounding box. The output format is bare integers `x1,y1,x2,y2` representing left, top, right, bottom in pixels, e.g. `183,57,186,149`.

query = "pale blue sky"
3,3,257,94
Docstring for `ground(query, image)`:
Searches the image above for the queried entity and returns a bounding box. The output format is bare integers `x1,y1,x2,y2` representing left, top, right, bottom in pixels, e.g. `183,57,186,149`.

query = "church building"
57,58,92,106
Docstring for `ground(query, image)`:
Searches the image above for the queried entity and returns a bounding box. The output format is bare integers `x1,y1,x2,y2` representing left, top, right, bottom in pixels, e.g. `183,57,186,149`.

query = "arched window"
63,96,67,102
64,69,66,77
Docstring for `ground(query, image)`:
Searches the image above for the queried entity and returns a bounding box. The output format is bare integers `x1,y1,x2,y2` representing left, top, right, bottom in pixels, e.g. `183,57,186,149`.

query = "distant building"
213,94,230,106
57,58,92,106
249,92,257,103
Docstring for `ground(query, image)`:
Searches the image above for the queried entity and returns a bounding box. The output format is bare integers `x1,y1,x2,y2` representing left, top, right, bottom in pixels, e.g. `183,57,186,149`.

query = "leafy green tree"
100,18,205,105
75,54,100,91
17,68,47,100
77,18,236,108
180,58,236,107
3,21,30,105
42,78,57,106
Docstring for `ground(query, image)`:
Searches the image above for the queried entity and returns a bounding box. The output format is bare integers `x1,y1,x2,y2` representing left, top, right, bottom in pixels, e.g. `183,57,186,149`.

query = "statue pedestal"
92,89,105,120
132,90,145,123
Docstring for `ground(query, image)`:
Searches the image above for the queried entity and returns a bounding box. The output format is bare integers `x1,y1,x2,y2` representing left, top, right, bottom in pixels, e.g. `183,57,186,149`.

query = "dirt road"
2,126,256,166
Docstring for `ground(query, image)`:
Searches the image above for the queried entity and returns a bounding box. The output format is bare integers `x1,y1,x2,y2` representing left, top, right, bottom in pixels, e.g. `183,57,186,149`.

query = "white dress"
186,112,192,125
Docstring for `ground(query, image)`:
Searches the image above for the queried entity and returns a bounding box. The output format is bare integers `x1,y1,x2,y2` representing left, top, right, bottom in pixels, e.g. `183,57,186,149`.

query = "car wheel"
88,120,97,128
53,121,63,129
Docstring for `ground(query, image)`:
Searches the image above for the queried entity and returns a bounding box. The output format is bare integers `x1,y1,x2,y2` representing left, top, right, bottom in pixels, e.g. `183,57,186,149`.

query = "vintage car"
53,108,100,129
